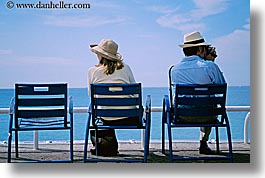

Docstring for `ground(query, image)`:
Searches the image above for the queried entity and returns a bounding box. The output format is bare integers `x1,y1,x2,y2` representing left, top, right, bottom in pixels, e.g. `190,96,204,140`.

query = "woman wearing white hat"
87,38,137,156
171,31,226,155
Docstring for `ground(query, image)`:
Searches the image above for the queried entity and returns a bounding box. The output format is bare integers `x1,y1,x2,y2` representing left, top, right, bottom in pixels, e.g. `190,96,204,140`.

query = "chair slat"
95,109,140,117
94,98,140,106
16,84,67,95
17,109,65,118
176,84,226,95
177,97,224,106
20,119,65,127
176,107,224,117
17,98,65,107
91,83,141,95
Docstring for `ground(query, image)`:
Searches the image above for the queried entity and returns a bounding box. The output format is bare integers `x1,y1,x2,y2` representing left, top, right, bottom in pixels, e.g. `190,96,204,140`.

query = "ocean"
0,86,250,143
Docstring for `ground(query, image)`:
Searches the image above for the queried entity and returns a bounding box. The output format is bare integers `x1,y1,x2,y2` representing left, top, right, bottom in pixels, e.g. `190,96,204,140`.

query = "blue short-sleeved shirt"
171,55,226,86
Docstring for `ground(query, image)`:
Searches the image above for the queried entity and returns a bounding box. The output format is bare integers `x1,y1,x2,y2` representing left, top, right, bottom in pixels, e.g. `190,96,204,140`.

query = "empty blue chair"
7,83,74,163
84,83,151,163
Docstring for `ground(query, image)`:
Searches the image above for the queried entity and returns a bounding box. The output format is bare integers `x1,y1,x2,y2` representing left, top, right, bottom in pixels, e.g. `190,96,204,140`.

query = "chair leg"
167,124,173,162
144,128,148,163
70,122,74,162
146,117,151,156
147,128,150,157
84,113,93,162
83,122,90,162
144,114,151,163
95,129,99,156
7,131,12,163
215,126,220,153
161,101,166,154
15,130,18,158
226,124,233,162
162,122,165,154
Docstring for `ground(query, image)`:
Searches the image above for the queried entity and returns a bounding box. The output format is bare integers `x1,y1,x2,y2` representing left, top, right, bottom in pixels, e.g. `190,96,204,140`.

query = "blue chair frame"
7,83,74,163
161,66,233,162
84,83,151,163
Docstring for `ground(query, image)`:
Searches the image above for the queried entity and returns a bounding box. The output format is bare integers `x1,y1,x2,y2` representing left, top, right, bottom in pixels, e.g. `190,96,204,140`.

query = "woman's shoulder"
88,65,104,73
122,63,134,73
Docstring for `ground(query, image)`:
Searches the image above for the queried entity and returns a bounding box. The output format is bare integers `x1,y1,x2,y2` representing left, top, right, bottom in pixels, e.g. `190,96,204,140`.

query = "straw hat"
179,31,210,48
90,38,123,61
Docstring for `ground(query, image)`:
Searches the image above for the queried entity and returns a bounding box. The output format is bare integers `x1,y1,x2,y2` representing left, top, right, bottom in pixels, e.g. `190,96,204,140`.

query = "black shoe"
90,148,118,156
90,148,96,155
199,141,215,155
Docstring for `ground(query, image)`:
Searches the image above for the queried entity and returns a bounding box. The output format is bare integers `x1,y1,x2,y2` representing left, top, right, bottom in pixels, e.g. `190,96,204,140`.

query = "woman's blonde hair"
97,57,124,75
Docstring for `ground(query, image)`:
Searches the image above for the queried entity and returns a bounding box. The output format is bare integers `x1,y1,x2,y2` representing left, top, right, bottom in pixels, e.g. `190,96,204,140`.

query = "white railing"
0,106,250,149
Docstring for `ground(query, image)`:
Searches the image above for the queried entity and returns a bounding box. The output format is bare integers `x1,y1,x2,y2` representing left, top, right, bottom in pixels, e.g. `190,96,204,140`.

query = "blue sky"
0,0,250,88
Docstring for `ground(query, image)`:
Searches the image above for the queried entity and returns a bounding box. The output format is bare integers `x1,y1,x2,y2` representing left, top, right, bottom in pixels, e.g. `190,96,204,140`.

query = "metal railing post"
244,112,250,144
33,131,39,150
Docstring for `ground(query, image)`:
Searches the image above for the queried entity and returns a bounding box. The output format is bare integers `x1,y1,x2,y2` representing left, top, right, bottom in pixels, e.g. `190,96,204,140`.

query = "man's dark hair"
183,46,200,56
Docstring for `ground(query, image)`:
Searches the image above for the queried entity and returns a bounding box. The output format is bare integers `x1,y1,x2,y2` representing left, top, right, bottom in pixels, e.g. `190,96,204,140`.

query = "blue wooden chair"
161,66,233,162
84,83,151,163
7,83,74,163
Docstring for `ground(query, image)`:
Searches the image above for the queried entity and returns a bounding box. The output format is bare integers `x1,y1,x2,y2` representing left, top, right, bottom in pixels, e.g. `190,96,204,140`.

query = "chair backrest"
14,83,68,128
173,84,227,123
90,83,143,125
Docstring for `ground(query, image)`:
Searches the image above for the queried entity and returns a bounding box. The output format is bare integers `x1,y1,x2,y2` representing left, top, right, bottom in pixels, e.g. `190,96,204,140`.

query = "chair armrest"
9,97,15,131
9,97,15,115
162,95,172,124
88,103,92,113
145,95,151,114
69,96,73,114
144,95,151,125
163,95,171,113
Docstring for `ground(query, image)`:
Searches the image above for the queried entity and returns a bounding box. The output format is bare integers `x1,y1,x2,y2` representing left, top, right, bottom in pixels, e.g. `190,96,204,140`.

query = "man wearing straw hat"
171,31,226,155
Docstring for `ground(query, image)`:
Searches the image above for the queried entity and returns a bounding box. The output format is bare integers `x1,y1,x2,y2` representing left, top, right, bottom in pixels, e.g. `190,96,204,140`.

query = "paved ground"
0,141,250,163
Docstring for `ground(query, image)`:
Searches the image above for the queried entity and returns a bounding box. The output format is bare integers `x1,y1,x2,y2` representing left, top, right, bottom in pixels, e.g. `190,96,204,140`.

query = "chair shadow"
147,151,250,163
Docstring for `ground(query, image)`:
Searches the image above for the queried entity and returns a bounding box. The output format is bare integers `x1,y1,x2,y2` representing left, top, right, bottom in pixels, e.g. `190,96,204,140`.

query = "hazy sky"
0,0,250,88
